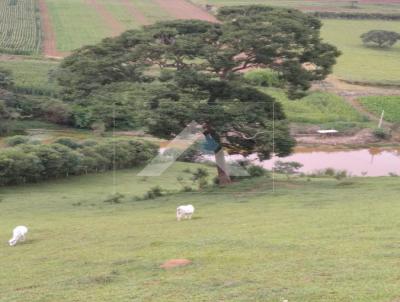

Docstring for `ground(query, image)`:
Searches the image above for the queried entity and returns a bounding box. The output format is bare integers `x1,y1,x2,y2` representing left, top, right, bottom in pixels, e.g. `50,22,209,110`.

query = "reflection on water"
224,148,400,177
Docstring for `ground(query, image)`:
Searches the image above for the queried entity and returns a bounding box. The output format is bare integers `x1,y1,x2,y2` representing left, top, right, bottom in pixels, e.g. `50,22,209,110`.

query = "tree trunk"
214,148,231,185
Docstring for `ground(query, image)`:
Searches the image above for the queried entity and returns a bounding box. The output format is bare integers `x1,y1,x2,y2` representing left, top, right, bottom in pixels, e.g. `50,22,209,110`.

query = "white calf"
9,226,28,246
176,205,195,221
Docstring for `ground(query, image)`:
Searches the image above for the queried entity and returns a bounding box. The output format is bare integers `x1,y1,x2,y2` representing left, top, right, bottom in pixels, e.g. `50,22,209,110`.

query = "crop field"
359,96,400,122
0,0,41,55
0,59,59,94
191,0,400,14
42,0,175,53
44,0,113,53
264,89,366,125
1,164,400,301
321,19,400,85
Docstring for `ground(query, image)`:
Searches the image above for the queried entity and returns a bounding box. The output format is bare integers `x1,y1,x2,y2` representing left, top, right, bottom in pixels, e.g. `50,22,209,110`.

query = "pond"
222,147,400,177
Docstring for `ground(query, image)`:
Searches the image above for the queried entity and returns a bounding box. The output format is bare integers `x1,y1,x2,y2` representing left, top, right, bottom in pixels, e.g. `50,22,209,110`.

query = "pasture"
359,96,400,122
1,164,400,301
0,0,41,55
321,19,400,85
44,0,112,53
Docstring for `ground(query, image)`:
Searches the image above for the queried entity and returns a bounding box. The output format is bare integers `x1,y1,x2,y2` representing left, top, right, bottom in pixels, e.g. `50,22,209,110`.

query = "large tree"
57,5,340,184
361,30,400,48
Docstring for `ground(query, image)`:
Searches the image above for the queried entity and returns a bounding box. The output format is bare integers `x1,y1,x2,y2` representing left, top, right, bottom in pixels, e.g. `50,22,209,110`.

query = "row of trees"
0,137,157,186
312,12,400,21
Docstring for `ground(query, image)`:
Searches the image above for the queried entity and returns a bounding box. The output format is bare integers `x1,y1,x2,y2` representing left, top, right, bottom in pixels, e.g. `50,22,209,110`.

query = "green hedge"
312,12,400,21
0,138,158,186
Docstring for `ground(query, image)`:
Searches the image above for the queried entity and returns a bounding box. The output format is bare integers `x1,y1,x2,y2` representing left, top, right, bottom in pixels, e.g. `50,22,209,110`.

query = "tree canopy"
361,30,400,48
56,5,340,184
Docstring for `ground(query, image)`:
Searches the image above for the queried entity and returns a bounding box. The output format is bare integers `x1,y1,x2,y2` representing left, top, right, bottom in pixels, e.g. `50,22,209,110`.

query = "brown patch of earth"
38,0,66,58
160,259,192,269
153,0,217,22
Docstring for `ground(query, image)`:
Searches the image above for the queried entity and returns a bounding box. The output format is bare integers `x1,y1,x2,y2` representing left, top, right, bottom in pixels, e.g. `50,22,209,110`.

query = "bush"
103,193,125,204
373,128,391,140
247,165,267,178
54,137,81,149
5,135,30,146
274,161,303,178
143,186,164,200
244,69,282,87
191,168,209,189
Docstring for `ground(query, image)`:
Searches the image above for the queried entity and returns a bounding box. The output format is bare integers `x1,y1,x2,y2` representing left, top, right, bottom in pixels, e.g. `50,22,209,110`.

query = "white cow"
176,205,195,221
9,226,28,246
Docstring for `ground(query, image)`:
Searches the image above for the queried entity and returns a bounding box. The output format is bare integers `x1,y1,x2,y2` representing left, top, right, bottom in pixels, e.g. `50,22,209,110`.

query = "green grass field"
1,163,400,301
191,0,400,14
44,0,172,53
130,0,173,23
359,95,400,123
0,0,41,55
321,19,400,85
45,0,111,52
0,59,59,94
264,89,367,125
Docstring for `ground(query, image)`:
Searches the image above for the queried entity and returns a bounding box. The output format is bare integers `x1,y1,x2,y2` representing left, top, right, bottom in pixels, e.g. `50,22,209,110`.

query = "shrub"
274,161,303,178
335,170,348,180
5,135,30,146
143,186,164,200
247,165,267,178
54,137,81,149
373,128,391,140
103,193,125,204
244,69,282,87
191,168,209,189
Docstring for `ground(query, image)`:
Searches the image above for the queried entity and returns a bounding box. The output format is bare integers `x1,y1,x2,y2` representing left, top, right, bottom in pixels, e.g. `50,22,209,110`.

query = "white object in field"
317,129,338,134
176,205,195,221
378,110,385,128
9,226,28,246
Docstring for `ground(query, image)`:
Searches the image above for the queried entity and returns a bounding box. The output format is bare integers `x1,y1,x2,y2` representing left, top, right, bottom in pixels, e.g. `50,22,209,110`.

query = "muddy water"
223,147,400,177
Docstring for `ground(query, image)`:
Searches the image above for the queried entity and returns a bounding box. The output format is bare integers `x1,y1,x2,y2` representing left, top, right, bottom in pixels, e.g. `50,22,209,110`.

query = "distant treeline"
311,12,400,21
0,137,158,186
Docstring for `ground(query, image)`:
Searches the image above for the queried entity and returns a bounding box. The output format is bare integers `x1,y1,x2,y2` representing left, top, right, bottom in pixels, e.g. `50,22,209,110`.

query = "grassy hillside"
1,165,400,301
321,19,400,85
359,95,400,122
0,0,41,55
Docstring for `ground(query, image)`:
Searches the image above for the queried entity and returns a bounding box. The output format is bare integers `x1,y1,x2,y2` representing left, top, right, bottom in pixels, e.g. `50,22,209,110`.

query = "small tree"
361,30,400,48
0,67,14,90
274,161,303,178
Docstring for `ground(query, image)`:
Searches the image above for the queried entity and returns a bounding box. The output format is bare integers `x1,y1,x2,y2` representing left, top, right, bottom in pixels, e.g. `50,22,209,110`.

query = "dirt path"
153,0,217,22
313,76,400,125
38,0,65,58
86,0,125,36
120,0,150,26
